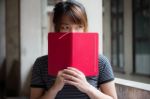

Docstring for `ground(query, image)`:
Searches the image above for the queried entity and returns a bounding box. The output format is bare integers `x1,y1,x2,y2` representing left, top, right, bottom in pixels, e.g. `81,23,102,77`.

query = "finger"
57,70,65,78
62,73,79,82
67,67,84,75
63,68,79,78
64,79,78,86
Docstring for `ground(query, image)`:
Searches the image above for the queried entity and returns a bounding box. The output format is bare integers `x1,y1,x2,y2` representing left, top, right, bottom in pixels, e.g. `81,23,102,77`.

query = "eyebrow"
60,23,69,25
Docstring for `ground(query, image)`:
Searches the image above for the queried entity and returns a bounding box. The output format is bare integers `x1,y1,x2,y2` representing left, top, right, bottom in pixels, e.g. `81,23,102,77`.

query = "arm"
86,81,117,99
30,56,60,99
63,67,117,99
30,87,58,99
30,71,65,99
85,55,117,99
30,88,44,99
100,81,117,99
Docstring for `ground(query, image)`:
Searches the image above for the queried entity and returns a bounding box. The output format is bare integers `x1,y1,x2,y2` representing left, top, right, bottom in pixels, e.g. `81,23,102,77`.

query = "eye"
60,24,71,32
76,25,84,30
65,26,69,29
60,25,69,30
79,25,84,28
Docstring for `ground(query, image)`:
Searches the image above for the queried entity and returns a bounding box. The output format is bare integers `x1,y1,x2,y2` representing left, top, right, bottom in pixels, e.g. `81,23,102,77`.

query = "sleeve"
97,55,114,86
30,57,46,88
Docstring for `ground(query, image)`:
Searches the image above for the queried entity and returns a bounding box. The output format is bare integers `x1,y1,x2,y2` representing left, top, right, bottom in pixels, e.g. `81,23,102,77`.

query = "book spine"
70,33,73,66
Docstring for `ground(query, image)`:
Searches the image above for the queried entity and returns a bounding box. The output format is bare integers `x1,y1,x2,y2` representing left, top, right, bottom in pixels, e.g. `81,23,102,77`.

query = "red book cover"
48,32,99,76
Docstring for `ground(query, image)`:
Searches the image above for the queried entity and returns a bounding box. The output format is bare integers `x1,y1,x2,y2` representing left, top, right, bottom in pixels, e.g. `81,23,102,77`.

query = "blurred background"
0,0,150,99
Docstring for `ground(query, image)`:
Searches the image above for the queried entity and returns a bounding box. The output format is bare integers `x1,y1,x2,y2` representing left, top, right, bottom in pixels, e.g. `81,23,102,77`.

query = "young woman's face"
60,15,84,32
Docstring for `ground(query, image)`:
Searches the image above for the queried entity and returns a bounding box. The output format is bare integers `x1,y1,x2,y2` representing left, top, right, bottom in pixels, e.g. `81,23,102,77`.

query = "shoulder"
35,55,48,63
33,55,48,68
36,55,48,61
98,54,111,67
97,54,114,84
31,55,48,89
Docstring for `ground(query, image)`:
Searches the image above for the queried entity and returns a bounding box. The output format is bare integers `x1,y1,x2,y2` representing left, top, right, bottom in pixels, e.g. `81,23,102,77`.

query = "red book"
48,32,99,76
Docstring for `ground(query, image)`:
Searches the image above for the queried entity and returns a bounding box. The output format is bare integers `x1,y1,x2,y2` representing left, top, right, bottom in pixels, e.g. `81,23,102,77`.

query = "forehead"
61,13,84,25
61,15,75,24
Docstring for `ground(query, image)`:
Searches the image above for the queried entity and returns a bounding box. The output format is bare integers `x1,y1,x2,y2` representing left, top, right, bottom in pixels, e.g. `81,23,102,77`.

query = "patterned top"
31,55,114,99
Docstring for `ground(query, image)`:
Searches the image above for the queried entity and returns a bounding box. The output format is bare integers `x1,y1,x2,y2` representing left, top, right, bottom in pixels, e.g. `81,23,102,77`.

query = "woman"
30,0,117,99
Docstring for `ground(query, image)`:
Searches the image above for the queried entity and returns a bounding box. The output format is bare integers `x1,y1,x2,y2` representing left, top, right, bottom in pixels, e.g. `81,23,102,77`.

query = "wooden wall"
116,84,150,99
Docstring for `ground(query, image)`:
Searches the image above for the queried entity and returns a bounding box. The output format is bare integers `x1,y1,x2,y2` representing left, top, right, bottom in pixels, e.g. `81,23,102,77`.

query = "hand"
52,70,65,92
62,67,92,93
